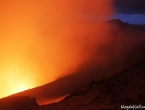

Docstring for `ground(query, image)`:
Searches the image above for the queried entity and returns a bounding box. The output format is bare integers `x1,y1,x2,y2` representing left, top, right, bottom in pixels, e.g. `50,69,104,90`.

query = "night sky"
114,0,145,24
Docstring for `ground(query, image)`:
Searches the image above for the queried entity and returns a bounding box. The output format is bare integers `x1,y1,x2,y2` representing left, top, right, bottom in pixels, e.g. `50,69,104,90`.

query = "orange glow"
0,57,43,98
0,0,114,99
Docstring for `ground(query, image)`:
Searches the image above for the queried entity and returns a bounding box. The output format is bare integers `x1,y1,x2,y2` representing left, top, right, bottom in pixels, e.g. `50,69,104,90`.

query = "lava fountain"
0,56,43,98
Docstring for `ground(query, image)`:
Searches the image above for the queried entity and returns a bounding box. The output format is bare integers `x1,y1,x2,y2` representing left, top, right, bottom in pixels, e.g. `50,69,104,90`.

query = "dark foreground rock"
40,59,145,110
0,96,39,110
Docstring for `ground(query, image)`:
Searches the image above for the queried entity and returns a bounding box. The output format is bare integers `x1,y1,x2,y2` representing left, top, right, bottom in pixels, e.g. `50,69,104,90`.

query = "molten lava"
0,58,43,98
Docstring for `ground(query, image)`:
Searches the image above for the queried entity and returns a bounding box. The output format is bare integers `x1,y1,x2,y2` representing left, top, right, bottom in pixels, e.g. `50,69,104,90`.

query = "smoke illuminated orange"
0,0,114,99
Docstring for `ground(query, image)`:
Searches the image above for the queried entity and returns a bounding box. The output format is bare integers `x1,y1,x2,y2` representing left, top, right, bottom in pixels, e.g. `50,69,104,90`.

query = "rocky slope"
0,96,38,110
40,59,145,110
0,59,145,110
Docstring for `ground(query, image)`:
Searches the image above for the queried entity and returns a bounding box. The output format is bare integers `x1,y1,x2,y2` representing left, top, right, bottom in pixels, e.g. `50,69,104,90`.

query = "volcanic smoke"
0,0,114,98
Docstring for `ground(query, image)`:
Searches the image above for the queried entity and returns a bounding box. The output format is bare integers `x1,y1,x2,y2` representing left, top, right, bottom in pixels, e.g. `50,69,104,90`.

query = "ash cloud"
29,0,115,82
0,0,114,94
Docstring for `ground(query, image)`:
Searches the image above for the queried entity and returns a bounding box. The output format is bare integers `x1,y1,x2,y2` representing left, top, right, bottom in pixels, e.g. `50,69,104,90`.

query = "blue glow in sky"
113,14,145,25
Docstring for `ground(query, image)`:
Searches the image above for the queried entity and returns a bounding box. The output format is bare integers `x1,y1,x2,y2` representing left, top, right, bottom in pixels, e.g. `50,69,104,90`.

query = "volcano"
0,20,145,110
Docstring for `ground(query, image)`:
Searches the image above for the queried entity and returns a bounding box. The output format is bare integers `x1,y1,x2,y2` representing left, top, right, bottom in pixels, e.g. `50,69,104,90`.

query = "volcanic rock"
40,59,145,110
0,96,39,110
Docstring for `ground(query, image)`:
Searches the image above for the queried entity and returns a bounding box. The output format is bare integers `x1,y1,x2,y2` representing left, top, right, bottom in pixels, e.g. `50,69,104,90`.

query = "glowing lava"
0,59,43,98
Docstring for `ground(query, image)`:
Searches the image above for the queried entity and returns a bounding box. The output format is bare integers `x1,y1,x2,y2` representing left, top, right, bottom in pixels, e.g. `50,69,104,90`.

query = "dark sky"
113,0,145,24
115,0,145,14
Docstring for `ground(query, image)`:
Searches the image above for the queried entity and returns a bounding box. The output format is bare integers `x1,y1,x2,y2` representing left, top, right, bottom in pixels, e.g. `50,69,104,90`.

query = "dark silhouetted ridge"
0,96,39,110
107,19,124,25
41,59,145,110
